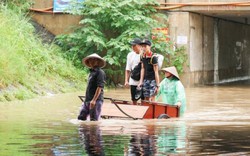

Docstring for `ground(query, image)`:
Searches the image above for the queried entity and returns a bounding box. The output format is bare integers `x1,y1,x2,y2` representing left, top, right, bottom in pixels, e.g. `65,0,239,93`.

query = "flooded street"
1,85,250,155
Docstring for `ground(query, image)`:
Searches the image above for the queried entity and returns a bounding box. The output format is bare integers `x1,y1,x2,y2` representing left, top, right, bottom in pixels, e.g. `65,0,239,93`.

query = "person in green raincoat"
156,66,186,116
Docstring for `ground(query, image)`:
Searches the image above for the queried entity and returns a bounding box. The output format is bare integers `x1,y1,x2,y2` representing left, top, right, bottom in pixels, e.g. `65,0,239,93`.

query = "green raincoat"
156,77,186,116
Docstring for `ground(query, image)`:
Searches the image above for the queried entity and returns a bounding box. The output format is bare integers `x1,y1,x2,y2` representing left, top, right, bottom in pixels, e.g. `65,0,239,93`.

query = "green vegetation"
2,0,32,13
0,6,87,102
0,0,187,101
165,46,187,74
56,0,187,85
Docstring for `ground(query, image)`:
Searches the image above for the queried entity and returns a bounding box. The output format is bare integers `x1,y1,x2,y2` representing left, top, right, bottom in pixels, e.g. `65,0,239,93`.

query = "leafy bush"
2,0,32,12
56,0,185,85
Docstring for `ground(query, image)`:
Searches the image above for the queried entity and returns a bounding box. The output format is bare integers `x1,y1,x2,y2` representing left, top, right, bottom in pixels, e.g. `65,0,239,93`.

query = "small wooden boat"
78,96,179,120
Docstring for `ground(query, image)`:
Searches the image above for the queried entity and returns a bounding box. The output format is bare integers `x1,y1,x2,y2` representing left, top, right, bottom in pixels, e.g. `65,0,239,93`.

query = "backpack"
150,53,164,69
130,53,164,80
130,62,141,81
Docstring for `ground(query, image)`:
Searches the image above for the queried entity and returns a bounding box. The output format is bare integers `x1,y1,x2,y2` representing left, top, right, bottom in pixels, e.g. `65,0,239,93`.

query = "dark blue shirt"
85,68,106,102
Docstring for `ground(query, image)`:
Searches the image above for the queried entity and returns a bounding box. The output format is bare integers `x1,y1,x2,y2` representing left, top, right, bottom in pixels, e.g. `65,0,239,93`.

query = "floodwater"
1,84,250,156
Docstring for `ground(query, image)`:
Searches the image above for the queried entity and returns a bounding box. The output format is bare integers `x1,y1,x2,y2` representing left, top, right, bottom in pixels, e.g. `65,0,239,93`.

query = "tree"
56,0,181,85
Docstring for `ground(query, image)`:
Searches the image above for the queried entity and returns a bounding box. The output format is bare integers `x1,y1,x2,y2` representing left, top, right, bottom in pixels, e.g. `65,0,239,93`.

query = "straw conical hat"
161,66,180,79
82,53,106,68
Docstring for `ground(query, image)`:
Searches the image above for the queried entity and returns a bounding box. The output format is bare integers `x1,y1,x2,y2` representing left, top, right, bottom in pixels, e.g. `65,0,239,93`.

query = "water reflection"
127,134,156,156
74,120,188,155
126,124,157,156
187,125,250,155
78,124,105,156
157,123,186,154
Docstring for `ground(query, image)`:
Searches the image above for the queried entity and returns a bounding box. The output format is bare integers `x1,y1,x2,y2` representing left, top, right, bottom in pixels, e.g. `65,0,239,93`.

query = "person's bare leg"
150,96,155,102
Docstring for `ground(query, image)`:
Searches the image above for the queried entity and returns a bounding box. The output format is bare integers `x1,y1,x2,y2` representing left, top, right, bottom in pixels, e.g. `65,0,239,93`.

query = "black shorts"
130,85,144,101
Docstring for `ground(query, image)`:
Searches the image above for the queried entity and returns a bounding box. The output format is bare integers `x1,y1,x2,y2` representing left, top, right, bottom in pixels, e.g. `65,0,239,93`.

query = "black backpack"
130,62,141,81
130,53,163,81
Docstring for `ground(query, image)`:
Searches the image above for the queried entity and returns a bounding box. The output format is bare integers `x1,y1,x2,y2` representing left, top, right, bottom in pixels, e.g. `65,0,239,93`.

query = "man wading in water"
78,53,106,121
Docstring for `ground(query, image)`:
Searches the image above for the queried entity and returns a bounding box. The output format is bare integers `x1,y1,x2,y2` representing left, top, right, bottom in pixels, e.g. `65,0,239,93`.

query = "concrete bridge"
157,0,250,86
31,0,250,86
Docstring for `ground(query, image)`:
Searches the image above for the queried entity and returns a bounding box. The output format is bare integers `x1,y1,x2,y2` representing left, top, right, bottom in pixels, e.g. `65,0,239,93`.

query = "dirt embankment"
30,20,55,44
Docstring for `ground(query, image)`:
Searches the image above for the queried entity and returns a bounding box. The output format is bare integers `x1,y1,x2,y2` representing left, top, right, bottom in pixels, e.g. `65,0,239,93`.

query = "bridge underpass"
157,0,250,86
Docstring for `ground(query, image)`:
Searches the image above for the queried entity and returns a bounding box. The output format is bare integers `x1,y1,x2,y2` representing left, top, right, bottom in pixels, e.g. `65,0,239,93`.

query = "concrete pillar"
213,19,219,84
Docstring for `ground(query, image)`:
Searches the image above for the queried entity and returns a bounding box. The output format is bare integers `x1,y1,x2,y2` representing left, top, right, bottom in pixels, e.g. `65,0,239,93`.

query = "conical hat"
161,66,180,79
82,53,106,68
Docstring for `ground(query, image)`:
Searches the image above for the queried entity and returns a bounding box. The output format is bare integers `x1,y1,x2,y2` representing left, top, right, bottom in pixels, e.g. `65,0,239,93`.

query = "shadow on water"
1,83,250,155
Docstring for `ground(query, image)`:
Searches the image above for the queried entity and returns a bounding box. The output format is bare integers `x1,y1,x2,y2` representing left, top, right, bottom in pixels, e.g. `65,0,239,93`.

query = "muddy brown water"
1,85,250,155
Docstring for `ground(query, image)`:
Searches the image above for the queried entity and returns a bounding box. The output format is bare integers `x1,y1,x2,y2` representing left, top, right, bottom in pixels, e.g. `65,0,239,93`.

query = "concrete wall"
168,12,191,86
30,0,82,35
189,14,215,85
218,20,250,83
168,11,250,86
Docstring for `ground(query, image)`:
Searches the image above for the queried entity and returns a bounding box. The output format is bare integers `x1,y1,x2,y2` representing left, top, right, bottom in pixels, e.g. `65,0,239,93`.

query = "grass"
0,6,87,102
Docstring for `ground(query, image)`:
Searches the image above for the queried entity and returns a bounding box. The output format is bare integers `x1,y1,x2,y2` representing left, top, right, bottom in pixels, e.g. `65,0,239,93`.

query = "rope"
104,97,138,120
